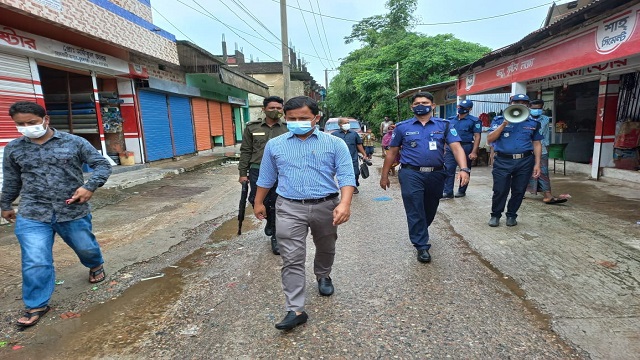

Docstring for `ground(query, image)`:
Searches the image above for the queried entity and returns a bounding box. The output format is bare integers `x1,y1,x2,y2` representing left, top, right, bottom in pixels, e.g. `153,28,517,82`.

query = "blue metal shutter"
139,91,173,161
168,95,195,156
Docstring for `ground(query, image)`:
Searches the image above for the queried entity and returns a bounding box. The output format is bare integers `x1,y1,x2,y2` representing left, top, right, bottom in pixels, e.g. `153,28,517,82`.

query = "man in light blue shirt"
255,96,355,331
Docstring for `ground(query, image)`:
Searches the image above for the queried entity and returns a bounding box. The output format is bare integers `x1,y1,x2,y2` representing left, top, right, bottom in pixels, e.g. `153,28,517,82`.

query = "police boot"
264,208,276,236
270,235,280,255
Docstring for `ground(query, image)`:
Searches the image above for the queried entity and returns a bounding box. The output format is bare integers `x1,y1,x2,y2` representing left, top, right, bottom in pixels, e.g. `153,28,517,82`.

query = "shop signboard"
458,4,640,95
0,24,146,78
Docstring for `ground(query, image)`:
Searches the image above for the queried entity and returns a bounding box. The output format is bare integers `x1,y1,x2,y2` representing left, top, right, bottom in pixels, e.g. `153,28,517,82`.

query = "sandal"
544,197,568,205
89,265,106,283
17,306,51,327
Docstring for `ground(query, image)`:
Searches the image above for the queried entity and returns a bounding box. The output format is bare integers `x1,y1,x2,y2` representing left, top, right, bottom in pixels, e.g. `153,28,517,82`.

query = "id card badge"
429,141,437,150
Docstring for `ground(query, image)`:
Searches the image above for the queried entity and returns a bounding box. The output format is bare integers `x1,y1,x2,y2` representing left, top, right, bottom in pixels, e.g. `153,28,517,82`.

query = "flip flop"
89,265,106,283
544,197,568,205
17,306,51,327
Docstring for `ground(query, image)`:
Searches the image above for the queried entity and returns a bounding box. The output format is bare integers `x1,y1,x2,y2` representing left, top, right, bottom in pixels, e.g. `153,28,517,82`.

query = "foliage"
326,0,490,135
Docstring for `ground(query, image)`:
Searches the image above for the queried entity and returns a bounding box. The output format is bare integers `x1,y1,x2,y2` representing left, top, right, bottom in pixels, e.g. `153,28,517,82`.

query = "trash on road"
12,345,23,350
91,286,99,291
373,196,393,201
0,341,7,348
55,280,65,285
140,273,165,281
60,311,81,319
179,326,199,336
596,260,617,269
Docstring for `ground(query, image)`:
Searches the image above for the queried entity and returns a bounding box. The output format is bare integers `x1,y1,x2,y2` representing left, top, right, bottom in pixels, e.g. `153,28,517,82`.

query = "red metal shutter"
191,98,211,151
221,103,234,146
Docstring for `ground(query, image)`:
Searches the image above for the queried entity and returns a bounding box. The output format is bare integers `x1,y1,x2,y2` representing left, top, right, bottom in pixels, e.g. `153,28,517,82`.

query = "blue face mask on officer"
457,107,470,115
412,105,432,116
530,109,543,117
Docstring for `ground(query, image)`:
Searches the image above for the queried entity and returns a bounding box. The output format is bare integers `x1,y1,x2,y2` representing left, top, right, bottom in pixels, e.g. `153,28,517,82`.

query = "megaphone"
503,104,530,123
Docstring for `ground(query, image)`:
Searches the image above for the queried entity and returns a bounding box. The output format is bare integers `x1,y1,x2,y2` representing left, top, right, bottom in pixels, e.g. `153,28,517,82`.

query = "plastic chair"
547,143,569,175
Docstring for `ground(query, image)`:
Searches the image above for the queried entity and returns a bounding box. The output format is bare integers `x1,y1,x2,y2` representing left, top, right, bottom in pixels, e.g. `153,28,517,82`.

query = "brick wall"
131,54,186,85
0,0,178,64
108,0,152,22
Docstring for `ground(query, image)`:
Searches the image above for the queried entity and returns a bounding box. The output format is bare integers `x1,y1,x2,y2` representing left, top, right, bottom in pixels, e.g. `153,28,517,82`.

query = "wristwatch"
461,167,471,174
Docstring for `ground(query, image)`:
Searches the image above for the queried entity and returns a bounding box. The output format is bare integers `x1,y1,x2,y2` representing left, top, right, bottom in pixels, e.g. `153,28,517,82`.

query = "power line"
151,5,195,43
229,0,284,47
315,0,337,69
296,0,326,68
307,0,331,69
214,0,280,52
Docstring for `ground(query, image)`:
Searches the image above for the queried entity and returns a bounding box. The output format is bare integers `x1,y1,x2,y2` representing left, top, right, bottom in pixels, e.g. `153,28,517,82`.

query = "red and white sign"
458,4,640,95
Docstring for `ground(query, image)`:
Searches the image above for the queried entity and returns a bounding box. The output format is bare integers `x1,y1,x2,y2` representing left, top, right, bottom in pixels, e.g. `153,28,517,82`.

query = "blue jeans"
398,168,446,250
443,143,474,195
15,214,104,309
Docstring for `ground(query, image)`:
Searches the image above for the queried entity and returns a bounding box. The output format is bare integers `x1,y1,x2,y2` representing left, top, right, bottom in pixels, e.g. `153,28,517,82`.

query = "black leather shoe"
264,216,275,236
506,217,518,226
441,193,454,199
417,249,431,263
275,311,308,330
454,192,466,198
318,277,334,296
270,236,280,255
488,217,500,227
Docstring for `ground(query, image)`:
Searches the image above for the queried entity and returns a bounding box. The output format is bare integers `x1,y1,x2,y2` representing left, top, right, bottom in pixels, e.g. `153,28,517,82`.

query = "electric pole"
396,62,400,95
280,0,290,100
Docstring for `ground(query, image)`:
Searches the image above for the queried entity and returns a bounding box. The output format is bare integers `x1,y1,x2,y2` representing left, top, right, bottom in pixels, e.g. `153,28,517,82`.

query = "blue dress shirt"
257,128,356,200
390,117,461,167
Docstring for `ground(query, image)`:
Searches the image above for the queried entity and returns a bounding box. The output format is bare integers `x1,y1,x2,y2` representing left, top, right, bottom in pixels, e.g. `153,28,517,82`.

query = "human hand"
66,187,94,204
457,171,470,186
380,175,390,190
469,152,478,160
332,202,351,226
1,209,16,223
239,176,248,184
254,203,267,220
532,165,541,178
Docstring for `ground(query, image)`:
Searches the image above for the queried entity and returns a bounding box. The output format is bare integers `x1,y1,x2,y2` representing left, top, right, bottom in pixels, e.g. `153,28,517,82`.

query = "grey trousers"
275,195,339,312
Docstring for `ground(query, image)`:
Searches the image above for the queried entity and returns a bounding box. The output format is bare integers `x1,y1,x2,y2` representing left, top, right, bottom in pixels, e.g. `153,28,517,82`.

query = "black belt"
281,193,339,204
496,151,533,159
401,164,444,172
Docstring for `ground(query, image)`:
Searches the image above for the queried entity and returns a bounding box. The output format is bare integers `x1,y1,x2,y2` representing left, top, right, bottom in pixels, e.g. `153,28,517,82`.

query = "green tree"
327,0,490,135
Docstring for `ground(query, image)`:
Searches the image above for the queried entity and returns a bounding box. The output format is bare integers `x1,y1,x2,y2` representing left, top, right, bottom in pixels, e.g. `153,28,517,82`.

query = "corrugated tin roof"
450,0,634,76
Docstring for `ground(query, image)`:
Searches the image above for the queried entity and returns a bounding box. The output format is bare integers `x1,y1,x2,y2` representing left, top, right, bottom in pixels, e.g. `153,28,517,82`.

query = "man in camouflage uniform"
1,101,112,327
238,96,288,254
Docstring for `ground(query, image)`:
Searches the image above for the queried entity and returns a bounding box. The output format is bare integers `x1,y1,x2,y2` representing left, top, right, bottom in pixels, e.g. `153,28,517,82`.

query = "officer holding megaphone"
486,94,543,227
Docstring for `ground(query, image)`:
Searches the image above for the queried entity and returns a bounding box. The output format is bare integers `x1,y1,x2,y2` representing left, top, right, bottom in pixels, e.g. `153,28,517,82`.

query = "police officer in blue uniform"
487,94,543,227
443,100,482,198
380,92,470,263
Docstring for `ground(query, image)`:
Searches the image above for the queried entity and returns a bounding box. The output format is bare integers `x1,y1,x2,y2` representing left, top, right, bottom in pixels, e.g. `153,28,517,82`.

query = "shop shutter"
0,52,36,187
138,91,173,161
208,100,223,136
191,98,211,151
168,95,195,156
0,52,36,140
221,103,235,146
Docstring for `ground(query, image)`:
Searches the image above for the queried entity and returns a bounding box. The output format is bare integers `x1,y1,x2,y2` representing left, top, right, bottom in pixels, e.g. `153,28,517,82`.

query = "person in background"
238,96,288,255
380,116,394,153
526,99,567,205
362,128,376,158
255,96,355,331
333,118,369,194
381,124,398,175
487,94,543,227
380,92,470,263
442,100,482,199
1,101,112,327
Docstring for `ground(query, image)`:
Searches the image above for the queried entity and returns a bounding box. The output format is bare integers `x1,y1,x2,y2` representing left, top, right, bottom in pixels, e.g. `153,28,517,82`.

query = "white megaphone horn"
503,104,530,123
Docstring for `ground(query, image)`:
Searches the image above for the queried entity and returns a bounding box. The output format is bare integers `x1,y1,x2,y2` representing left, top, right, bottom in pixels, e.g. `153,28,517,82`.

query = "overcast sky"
150,0,570,89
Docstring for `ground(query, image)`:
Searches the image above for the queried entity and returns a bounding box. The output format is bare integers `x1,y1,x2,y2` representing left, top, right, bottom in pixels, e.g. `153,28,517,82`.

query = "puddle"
5,216,259,359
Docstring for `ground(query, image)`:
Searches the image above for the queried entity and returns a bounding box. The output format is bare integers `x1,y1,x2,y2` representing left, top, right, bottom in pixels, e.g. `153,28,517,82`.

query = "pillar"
591,74,620,179
511,82,527,96
118,78,144,164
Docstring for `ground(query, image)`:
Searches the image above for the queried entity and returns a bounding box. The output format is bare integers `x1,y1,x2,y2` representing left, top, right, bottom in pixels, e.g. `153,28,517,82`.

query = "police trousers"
491,155,535,219
398,168,446,250
443,143,474,195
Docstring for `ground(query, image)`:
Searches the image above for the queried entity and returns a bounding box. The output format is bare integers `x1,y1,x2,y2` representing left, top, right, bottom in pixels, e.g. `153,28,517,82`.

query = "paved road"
0,157,637,359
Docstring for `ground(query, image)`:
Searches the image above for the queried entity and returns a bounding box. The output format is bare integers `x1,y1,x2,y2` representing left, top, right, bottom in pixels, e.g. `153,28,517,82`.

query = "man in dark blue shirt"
380,92,470,263
1,101,112,327
332,118,369,194
443,100,482,198
487,94,543,227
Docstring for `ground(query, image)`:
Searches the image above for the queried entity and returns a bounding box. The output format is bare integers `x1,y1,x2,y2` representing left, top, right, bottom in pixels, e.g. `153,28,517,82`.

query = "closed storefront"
168,95,195,156
221,102,234,146
208,100,224,146
191,98,212,151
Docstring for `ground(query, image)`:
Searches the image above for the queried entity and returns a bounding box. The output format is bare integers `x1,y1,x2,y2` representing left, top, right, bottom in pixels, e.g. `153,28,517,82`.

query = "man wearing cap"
487,94,543,227
442,100,482,199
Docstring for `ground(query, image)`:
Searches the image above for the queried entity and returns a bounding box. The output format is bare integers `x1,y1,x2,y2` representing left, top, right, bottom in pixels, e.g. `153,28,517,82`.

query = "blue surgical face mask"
530,109,543,117
412,104,432,116
458,108,470,115
287,121,313,135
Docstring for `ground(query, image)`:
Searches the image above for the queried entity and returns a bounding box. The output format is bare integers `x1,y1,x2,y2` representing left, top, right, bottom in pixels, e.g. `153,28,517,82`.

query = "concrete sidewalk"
102,145,241,190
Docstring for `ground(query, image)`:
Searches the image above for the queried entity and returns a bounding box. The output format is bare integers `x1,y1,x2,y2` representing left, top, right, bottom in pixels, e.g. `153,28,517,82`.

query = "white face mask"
17,123,48,139
340,124,350,131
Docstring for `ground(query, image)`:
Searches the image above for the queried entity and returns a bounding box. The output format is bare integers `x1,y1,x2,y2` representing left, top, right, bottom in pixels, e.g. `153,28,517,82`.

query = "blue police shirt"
332,130,362,162
389,117,461,167
490,116,544,153
446,114,482,143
